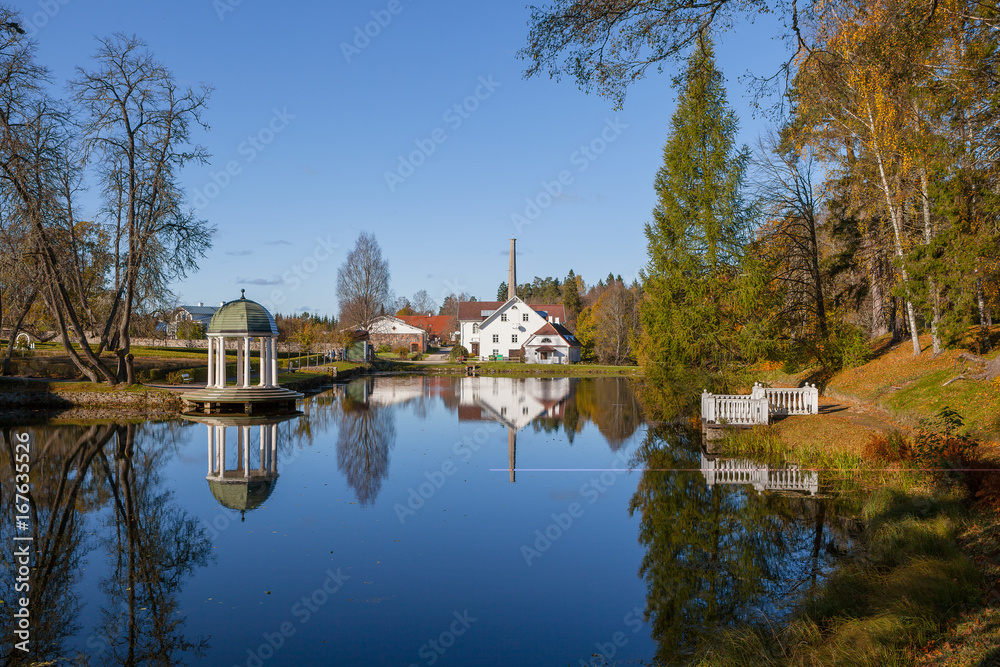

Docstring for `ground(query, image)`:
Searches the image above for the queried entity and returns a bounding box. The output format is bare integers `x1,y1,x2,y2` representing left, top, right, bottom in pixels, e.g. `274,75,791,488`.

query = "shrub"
377,343,391,353
394,346,410,359
862,431,912,463
449,345,469,361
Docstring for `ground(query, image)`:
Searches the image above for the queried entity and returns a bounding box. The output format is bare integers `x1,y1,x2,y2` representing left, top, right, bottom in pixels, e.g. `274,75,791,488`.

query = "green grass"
695,486,982,667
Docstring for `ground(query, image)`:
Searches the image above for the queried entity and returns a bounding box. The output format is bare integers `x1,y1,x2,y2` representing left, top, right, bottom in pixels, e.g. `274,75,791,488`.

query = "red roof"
399,315,452,337
457,300,567,322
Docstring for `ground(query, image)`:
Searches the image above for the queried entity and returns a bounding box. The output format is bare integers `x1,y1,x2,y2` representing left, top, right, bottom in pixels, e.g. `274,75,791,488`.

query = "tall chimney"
508,238,516,300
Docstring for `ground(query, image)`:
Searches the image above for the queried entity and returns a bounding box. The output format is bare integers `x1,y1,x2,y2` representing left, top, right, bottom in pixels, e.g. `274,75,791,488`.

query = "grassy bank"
373,358,643,377
697,335,1000,666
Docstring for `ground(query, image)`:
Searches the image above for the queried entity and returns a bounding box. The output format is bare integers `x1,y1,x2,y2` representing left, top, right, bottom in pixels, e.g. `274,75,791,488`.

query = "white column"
270,423,278,473
259,425,266,471
243,337,251,388
217,426,226,479
259,338,268,387
217,339,226,387
270,337,278,388
207,337,215,387
242,425,250,477
236,343,244,387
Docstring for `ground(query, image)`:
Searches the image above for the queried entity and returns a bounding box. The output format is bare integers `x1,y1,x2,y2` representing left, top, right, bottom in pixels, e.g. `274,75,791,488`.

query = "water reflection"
335,386,397,506
0,423,211,666
701,452,819,495
0,377,865,666
183,415,298,519
630,424,851,664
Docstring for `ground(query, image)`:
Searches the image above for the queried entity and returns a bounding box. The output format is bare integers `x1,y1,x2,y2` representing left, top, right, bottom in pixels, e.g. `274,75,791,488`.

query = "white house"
523,322,581,364
459,297,566,360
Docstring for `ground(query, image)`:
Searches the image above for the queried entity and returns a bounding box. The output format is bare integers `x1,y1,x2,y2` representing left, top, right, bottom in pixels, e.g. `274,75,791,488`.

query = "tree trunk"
869,104,921,355
919,170,942,355
977,277,992,328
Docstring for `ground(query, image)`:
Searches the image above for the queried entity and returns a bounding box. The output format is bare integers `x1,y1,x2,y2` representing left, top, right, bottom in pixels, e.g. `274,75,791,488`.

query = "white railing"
701,383,818,426
700,392,770,426
750,383,819,416
701,453,819,495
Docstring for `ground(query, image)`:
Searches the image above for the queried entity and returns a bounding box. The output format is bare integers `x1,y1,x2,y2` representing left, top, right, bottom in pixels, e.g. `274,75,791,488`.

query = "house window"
522,313,529,322
472,324,478,333
492,334,499,343
500,313,508,322
492,349,499,356
511,334,518,343
522,406,529,415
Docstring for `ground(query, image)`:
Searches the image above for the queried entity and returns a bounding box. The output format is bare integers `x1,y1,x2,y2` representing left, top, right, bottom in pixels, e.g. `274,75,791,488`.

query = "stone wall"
0,387,183,412
368,332,424,352
130,337,314,353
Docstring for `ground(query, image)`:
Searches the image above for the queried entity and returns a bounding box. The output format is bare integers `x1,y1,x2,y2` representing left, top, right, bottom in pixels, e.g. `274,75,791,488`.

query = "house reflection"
183,414,297,519
458,377,572,482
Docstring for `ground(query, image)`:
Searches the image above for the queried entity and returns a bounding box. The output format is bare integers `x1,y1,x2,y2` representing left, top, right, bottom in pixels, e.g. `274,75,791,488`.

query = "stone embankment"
0,386,183,421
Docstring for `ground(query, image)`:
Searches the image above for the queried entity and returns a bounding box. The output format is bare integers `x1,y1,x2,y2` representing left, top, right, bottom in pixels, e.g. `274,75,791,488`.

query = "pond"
1,376,855,666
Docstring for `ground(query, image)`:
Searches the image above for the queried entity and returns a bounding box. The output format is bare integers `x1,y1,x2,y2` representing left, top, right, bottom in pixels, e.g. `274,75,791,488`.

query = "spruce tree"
637,37,760,401
562,269,583,328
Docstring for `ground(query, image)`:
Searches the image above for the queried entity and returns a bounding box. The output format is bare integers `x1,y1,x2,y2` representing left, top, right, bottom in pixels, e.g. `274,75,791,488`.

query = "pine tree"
562,269,582,329
637,37,760,402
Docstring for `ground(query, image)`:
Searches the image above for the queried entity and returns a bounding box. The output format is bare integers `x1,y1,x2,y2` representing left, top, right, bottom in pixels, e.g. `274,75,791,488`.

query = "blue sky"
21,0,793,316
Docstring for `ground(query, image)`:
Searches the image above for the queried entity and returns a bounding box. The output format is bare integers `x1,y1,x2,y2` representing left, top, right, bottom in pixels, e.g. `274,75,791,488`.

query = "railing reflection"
701,452,819,495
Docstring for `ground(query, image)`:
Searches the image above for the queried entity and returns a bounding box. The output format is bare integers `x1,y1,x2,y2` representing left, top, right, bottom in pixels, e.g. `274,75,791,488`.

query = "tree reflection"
629,424,842,664
335,396,396,506
90,423,213,665
1,424,115,664
570,377,643,449
0,422,212,666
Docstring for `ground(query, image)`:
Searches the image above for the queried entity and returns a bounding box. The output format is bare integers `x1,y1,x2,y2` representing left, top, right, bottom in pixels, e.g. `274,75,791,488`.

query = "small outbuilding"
522,322,581,364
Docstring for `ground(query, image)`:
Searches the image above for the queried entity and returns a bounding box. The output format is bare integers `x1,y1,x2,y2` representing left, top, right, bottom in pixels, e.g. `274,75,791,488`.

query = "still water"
2,376,851,666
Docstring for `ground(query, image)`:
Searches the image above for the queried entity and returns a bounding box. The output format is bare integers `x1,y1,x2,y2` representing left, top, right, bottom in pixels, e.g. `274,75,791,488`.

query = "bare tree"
752,132,828,341
410,289,436,316
336,231,391,328
70,34,213,383
593,279,640,365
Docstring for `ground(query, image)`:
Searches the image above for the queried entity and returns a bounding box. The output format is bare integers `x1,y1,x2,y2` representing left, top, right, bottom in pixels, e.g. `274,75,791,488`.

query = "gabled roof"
366,315,424,334
463,297,568,324
458,301,502,321
178,305,218,316
399,315,452,337
527,321,580,347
